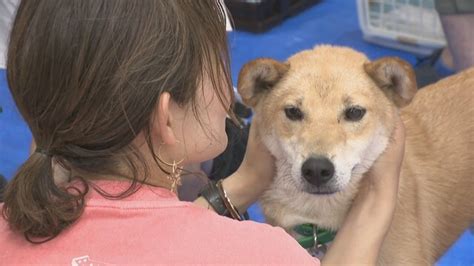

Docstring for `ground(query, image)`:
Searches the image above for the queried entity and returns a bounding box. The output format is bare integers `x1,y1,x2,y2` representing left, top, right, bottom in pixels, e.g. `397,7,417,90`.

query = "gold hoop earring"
157,142,185,193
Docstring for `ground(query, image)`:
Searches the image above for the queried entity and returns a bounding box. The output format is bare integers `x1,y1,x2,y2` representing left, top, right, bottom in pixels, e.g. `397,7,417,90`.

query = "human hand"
354,113,406,210
221,119,276,212
238,119,276,191
323,114,405,265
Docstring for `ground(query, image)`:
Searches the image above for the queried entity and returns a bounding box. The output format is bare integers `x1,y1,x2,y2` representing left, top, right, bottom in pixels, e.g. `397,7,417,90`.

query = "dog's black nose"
301,157,335,186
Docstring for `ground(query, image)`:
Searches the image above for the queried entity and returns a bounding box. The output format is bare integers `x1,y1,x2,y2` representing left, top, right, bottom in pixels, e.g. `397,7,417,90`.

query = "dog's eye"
284,106,304,121
344,107,366,121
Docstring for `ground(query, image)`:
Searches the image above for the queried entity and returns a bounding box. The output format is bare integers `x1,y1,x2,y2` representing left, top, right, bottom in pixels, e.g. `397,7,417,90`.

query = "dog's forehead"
289,47,368,78
278,47,373,100
288,45,369,66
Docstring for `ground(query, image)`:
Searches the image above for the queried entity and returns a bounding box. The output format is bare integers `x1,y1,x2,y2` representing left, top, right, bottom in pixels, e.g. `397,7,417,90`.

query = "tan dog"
238,45,474,264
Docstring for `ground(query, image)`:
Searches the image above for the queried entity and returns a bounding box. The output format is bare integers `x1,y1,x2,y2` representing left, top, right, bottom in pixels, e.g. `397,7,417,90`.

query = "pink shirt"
1,181,319,265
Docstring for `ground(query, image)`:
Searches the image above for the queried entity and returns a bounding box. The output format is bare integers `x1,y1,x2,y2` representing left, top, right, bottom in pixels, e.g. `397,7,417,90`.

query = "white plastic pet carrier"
357,0,447,56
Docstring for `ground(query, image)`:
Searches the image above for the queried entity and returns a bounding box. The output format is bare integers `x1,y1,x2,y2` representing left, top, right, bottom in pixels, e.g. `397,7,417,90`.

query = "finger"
387,114,406,167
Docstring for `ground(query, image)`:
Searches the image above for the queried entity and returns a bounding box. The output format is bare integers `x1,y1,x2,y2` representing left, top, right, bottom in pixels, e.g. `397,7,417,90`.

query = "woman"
436,0,474,71
1,0,405,264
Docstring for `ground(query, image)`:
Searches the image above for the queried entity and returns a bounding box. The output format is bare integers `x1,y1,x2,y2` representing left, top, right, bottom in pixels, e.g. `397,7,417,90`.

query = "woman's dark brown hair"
3,0,234,243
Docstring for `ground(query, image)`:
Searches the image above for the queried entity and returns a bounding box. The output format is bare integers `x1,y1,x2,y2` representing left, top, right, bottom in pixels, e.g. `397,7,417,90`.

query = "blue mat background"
0,0,472,264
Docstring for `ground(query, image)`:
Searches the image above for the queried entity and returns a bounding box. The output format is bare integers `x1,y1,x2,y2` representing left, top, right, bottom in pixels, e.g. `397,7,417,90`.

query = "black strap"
198,181,230,217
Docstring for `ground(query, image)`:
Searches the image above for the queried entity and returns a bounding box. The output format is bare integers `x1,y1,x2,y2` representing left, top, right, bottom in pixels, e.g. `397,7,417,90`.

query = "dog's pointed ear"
237,58,289,107
364,57,417,107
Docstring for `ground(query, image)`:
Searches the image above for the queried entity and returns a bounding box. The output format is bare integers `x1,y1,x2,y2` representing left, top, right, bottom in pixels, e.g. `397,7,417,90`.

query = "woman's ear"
155,92,177,145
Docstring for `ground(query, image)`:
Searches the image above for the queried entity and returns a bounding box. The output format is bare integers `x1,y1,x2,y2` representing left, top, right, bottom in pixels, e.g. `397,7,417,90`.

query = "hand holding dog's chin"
349,113,405,225
360,113,405,207
222,121,276,213
243,120,276,186
323,115,405,265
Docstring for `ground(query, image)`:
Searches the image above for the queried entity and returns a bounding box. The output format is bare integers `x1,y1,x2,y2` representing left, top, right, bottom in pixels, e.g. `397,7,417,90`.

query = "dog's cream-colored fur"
238,45,474,264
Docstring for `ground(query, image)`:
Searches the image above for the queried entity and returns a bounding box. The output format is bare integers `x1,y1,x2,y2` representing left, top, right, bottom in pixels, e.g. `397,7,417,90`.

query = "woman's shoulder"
171,204,319,264
82,199,318,264
0,201,318,264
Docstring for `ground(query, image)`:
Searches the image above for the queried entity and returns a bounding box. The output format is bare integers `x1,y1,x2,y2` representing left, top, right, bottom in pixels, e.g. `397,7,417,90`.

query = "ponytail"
2,153,87,243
